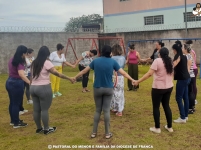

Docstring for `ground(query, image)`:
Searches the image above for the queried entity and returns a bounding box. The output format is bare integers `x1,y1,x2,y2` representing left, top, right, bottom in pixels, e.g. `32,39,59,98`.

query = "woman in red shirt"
126,44,142,91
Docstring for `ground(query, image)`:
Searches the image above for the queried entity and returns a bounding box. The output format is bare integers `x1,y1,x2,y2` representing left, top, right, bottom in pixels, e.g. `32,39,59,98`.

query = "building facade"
103,0,201,33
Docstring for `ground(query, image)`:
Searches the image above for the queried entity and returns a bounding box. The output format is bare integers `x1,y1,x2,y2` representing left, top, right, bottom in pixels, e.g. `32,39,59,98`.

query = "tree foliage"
65,14,102,32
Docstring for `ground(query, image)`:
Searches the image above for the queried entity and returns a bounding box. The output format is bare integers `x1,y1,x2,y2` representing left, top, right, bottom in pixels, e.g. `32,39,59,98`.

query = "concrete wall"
116,28,201,64
103,0,197,15
0,33,98,74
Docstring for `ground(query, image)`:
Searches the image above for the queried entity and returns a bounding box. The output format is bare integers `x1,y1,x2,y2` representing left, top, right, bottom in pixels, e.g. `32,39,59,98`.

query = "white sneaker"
195,100,198,105
27,100,33,104
185,117,188,121
19,111,25,115
165,125,173,132
174,118,186,123
149,127,161,133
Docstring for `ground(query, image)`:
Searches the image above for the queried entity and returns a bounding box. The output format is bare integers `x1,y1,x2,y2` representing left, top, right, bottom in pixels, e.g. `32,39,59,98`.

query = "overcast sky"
0,0,103,28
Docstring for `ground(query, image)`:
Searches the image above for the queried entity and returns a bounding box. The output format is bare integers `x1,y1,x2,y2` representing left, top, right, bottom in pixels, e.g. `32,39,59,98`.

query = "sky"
0,0,103,28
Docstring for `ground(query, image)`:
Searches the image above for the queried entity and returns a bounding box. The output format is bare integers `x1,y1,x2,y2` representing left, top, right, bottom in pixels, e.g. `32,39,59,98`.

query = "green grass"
0,66,201,150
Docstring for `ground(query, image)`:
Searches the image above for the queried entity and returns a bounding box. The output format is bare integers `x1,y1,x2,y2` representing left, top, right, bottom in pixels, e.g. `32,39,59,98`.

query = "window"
144,15,164,25
120,0,129,2
184,12,201,22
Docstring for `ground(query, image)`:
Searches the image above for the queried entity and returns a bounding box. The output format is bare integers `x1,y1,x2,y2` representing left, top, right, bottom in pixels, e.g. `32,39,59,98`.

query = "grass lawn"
0,65,201,150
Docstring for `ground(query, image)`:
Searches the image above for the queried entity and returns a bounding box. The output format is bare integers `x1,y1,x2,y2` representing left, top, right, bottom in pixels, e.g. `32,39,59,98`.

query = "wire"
0,17,66,23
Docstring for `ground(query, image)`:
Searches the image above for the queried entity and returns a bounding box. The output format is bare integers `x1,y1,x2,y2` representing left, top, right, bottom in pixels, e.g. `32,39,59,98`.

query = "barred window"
184,12,201,22
144,15,164,25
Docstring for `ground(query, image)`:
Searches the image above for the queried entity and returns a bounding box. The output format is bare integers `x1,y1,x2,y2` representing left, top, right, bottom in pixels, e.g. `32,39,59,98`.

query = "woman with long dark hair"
134,47,174,133
30,46,74,135
6,45,30,128
73,45,135,139
74,49,97,92
172,44,190,123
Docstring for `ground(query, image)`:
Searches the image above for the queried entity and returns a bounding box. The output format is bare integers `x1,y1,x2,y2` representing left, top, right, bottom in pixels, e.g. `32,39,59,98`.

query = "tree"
65,14,102,32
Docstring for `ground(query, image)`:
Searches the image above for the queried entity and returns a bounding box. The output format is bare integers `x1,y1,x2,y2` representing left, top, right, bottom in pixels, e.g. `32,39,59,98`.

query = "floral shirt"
79,51,93,67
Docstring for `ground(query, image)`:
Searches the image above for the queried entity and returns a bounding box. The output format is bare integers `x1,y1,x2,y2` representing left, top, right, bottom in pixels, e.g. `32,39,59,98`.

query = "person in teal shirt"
73,45,135,139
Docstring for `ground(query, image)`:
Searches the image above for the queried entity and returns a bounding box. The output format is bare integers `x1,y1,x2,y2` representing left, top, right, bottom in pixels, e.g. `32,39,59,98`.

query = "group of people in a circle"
6,39,198,138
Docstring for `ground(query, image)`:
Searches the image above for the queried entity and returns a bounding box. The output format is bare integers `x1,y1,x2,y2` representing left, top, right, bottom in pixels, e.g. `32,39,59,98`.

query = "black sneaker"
44,127,57,135
13,122,28,128
36,128,44,134
188,109,194,114
10,120,23,126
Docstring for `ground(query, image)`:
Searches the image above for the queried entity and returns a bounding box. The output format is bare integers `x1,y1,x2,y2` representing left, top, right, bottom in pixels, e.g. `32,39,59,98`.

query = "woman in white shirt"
24,48,34,105
74,50,97,92
49,43,75,98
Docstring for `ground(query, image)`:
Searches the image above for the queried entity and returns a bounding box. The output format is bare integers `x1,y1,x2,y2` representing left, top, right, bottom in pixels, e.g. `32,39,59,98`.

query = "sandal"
105,133,113,139
85,89,90,92
91,133,96,138
111,110,118,113
82,90,87,93
116,112,122,116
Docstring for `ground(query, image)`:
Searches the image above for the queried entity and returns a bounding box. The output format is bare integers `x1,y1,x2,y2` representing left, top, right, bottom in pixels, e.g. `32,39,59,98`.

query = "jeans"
176,79,190,119
152,87,173,128
6,77,24,125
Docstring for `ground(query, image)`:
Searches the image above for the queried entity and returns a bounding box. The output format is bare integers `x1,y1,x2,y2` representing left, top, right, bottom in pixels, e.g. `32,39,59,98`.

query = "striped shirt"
186,54,195,78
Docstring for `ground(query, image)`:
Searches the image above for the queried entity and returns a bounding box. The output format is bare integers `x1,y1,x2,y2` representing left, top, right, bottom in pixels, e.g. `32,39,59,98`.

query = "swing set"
64,37,126,60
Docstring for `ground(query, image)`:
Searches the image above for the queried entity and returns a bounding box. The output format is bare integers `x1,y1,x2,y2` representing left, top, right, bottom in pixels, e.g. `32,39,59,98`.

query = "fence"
0,26,101,33
1,22,201,33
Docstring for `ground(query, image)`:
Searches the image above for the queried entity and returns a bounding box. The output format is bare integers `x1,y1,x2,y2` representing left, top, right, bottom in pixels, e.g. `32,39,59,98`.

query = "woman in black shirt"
143,41,165,62
172,44,190,124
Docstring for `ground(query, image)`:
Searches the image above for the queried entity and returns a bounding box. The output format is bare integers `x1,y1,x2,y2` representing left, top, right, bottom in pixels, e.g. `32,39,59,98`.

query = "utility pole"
185,0,188,37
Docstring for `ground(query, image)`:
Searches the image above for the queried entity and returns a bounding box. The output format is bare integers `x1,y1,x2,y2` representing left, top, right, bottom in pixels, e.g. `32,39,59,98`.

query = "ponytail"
157,41,165,47
159,47,173,74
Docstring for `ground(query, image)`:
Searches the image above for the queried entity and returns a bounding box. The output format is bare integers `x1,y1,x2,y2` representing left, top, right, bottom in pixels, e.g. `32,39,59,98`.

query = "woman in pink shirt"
134,47,174,134
126,44,142,91
30,46,74,135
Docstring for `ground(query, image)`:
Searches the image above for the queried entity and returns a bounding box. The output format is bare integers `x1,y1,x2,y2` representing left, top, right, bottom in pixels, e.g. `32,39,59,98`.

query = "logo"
192,3,201,16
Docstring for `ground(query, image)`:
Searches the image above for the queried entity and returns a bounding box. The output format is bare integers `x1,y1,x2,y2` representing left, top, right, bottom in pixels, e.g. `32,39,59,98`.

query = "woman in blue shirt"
73,45,135,139
110,44,126,117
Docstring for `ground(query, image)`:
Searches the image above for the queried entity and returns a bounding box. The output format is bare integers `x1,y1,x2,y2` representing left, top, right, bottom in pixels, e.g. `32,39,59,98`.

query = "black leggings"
193,69,198,99
151,87,173,128
189,77,196,109
79,64,90,88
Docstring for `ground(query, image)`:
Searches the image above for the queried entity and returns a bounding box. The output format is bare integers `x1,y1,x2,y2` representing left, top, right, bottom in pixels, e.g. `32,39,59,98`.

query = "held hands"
132,79,139,86
69,77,76,84
141,59,146,62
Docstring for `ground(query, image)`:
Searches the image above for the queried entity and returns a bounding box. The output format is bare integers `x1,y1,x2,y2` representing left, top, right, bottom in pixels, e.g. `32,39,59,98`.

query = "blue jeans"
6,77,24,124
176,79,190,119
